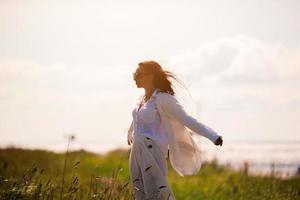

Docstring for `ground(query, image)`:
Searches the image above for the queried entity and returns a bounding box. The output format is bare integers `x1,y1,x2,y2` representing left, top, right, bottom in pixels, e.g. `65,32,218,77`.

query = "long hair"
138,60,187,96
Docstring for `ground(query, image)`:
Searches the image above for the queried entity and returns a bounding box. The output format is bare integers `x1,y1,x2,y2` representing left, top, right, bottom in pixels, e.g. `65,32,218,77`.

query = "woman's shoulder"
156,91,177,102
156,91,173,97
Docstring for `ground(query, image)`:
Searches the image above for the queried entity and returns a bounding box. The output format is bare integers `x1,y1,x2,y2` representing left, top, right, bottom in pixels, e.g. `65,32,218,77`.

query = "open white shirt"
132,89,169,155
128,88,221,176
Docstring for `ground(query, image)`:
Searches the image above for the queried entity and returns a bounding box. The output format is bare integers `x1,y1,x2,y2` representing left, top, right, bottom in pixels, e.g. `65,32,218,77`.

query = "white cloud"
165,34,300,116
0,59,140,146
168,34,300,87
0,60,137,103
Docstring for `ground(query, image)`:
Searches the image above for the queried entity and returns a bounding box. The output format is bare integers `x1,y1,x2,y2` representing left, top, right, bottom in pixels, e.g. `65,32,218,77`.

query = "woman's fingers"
218,137,223,146
214,136,223,146
127,139,133,145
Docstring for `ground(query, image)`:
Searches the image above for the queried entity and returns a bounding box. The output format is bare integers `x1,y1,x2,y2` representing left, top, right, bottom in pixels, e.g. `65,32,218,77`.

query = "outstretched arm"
157,93,222,145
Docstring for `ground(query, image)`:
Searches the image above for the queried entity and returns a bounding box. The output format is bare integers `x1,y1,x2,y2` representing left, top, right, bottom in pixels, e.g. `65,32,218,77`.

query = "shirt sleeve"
157,93,220,143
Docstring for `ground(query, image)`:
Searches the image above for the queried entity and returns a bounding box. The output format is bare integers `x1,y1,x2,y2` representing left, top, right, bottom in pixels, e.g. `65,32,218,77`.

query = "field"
0,147,299,200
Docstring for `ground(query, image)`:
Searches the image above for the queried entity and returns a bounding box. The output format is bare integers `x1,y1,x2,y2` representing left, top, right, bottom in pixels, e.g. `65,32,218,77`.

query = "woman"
127,60,223,200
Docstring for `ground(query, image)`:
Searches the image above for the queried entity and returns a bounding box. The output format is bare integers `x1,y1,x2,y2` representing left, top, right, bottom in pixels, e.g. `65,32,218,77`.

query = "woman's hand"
214,136,223,146
127,138,133,145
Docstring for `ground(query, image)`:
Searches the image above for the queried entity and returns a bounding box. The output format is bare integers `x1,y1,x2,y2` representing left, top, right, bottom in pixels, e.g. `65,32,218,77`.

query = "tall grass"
0,147,133,200
0,147,299,200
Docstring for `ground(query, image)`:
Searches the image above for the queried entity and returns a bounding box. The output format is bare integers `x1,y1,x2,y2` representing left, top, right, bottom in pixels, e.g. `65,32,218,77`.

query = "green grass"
0,147,299,200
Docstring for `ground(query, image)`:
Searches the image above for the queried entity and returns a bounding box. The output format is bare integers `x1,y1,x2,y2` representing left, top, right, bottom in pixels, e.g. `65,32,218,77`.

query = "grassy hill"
0,147,299,199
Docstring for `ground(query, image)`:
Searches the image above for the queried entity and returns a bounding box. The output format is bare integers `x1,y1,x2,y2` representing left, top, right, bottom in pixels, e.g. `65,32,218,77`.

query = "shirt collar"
151,88,160,99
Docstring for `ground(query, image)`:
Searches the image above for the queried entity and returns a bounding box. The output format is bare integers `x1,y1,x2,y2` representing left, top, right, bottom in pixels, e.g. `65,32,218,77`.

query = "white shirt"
132,88,169,155
128,89,221,176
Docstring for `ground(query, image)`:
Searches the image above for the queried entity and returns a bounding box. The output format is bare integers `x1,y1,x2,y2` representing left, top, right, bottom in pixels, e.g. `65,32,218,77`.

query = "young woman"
127,60,223,199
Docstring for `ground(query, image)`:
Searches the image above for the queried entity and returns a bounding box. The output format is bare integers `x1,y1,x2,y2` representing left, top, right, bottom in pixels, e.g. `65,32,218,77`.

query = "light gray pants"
129,134,176,200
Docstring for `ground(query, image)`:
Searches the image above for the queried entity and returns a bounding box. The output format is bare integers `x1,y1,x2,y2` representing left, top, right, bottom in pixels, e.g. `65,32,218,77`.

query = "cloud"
0,59,138,143
167,34,300,87
165,34,300,113
0,60,136,105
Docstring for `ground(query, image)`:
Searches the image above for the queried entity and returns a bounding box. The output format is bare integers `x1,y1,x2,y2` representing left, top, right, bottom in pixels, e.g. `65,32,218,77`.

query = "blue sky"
0,0,299,152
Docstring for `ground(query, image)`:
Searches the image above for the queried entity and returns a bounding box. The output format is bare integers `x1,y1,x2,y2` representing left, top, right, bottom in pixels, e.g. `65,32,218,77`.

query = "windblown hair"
138,60,186,96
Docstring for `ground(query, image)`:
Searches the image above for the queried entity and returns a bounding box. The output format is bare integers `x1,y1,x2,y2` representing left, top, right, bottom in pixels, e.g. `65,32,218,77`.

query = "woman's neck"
144,86,156,101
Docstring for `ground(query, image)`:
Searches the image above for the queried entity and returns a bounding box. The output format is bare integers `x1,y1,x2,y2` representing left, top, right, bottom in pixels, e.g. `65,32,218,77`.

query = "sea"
1,138,300,178
194,138,300,178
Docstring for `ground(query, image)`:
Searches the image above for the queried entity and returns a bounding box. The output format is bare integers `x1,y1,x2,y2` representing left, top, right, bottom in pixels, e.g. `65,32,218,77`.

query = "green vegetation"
0,147,299,200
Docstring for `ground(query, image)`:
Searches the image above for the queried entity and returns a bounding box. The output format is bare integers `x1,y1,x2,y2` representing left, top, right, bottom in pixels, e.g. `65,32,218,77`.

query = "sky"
0,0,300,152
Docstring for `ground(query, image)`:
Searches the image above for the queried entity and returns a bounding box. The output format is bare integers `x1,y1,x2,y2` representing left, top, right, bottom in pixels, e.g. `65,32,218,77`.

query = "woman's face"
133,66,153,88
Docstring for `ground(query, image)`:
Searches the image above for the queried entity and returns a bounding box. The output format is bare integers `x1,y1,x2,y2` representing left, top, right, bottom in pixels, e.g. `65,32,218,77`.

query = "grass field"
0,147,299,200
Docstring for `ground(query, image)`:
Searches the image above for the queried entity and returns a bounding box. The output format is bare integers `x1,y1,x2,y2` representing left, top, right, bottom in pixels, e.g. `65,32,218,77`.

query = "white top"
128,89,221,176
132,88,169,155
